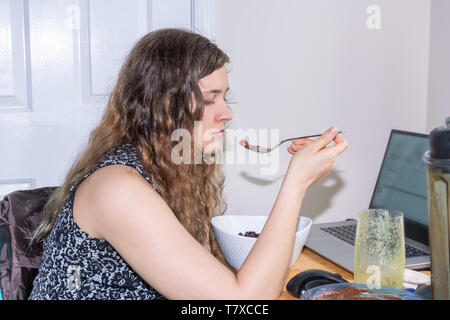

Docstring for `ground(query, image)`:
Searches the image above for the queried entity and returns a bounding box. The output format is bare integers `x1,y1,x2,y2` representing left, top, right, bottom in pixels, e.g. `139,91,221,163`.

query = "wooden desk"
279,248,430,300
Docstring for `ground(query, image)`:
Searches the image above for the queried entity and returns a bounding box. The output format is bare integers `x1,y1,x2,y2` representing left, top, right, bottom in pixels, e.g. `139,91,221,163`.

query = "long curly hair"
30,28,230,260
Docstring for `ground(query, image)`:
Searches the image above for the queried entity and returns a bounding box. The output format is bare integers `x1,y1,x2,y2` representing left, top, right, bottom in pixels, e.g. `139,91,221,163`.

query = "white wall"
427,0,450,131
216,0,431,223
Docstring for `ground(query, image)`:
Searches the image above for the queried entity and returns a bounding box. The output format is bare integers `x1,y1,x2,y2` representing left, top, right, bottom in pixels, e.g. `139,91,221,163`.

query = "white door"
0,0,214,198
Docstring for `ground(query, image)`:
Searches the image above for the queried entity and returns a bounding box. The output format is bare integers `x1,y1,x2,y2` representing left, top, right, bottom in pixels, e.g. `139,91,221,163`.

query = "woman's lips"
212,129,224,137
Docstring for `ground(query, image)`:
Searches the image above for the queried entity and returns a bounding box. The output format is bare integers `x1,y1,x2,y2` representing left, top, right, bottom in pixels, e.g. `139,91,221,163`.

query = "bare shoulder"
85,164,159,200
87,164,148,188
75,164,165,239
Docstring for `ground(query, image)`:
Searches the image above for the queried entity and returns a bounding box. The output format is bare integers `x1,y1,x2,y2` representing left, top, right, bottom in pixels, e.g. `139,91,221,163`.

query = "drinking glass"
353,209,405,289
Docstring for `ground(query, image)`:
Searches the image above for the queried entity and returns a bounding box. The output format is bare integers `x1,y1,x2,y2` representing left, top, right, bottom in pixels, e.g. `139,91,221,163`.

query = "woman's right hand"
286,126,348,193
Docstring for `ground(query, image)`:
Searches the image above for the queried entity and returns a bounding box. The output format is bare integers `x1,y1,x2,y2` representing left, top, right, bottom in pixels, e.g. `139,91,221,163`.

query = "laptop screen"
369,130,430,246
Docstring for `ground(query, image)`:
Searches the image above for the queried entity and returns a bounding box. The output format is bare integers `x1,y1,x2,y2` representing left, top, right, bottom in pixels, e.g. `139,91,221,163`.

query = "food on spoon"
239,139,249,148
239,139,269,153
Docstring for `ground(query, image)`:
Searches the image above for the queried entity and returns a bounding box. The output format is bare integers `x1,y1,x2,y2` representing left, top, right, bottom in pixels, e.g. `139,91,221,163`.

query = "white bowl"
211,215,312,270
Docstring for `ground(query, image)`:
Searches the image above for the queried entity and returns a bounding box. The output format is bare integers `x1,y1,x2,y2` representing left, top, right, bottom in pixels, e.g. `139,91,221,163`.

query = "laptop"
305,129,431,272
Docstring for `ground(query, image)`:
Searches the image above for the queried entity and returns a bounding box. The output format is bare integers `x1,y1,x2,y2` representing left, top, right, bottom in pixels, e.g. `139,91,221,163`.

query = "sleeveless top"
28,143,166,300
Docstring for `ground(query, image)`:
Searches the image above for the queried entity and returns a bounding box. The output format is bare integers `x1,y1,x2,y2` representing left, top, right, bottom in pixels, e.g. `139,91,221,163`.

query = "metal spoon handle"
280,130,344,145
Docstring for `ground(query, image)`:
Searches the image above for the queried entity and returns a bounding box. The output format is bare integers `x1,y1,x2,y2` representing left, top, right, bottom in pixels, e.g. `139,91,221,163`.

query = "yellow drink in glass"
354,209,405,289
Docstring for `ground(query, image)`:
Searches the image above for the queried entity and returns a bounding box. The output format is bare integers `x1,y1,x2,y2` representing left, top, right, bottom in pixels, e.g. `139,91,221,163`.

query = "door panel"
0,0,214,198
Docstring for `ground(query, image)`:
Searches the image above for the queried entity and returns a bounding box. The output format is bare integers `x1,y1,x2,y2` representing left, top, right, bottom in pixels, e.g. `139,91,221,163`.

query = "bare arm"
90,127,347,299
234,127,348,298
236,171,306,298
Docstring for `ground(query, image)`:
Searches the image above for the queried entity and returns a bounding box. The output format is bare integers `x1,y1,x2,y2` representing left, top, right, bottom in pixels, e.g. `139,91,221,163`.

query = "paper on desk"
403,268,430,290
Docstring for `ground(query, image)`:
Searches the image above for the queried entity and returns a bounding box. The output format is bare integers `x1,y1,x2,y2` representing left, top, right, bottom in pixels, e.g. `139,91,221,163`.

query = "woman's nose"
217,100,233,121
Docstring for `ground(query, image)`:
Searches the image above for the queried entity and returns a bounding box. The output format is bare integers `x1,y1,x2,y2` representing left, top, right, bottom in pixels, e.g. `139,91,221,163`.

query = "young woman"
28,28,348,300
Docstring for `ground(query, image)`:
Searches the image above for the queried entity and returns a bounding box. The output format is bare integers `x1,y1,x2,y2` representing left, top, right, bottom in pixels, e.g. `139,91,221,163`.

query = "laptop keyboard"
321,225,357,247
320,224,428,258
405,245,428,258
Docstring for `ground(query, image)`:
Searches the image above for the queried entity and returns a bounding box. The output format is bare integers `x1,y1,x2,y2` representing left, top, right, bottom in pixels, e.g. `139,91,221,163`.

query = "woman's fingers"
288,138,315,154
287,146,296,155
323,133,348,158
291,138,314,145
288,143,307,154
310,127,339,152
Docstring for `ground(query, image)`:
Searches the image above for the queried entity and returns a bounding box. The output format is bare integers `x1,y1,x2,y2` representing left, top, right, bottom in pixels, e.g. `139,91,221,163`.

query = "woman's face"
198,66,233,154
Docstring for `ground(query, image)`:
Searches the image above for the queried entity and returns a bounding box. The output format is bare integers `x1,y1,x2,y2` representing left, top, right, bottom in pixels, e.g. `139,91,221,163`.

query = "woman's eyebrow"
203,87,230,94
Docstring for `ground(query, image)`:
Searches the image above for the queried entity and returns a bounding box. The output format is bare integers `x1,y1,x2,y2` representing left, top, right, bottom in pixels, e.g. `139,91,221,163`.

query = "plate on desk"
300,283,424,300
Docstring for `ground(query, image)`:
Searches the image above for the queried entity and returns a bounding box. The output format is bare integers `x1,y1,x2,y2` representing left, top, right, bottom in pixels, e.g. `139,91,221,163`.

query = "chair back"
0,187,57,300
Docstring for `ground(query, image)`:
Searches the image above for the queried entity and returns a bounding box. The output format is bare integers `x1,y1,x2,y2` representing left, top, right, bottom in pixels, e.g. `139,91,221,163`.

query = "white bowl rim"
211,215,312,240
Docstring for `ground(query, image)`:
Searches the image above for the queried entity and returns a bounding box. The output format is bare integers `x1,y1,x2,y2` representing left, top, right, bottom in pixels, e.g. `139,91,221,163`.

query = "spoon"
239,131,344,153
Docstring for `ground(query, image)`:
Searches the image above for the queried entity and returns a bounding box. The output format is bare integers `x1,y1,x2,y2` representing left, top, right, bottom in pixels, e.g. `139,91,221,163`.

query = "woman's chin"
202,140,224,161
203,144,218,156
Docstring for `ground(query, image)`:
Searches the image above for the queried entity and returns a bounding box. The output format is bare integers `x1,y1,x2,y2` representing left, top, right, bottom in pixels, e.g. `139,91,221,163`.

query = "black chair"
0,187,57,300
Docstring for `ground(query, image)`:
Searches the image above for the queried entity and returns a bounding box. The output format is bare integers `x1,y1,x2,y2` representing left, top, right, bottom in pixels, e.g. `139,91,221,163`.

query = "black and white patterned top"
28,143,166,300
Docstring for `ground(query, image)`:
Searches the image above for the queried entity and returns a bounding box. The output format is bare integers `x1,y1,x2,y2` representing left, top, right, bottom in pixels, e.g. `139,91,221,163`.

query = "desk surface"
279,248,430,300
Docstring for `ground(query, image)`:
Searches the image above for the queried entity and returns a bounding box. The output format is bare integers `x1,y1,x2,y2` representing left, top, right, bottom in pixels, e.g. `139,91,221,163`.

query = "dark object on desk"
415,284,432,300
0,186,57,300
428,116,450,161
286,269,348,299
